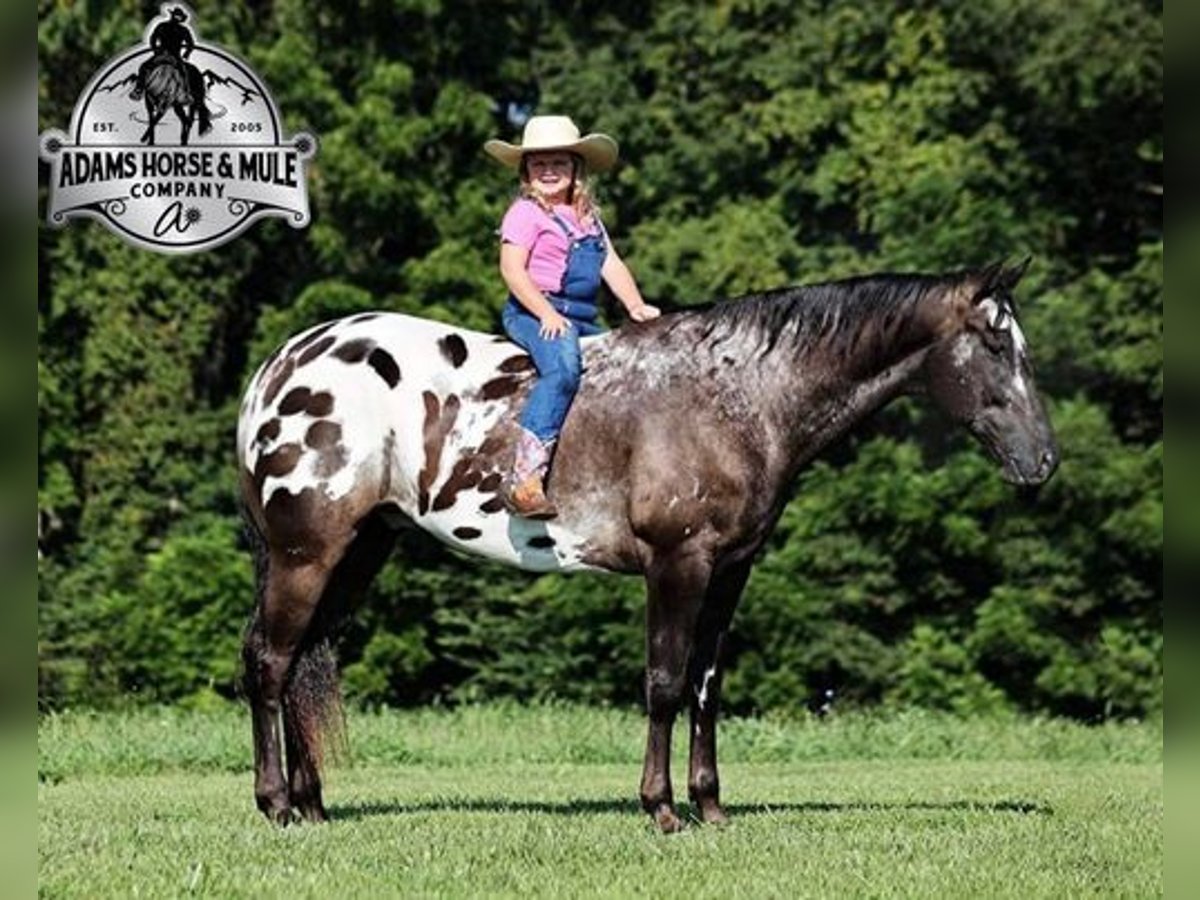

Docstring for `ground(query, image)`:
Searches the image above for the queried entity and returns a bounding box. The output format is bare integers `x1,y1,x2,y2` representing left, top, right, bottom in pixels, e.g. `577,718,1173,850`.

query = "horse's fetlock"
640,785,673,813
689,769,719,802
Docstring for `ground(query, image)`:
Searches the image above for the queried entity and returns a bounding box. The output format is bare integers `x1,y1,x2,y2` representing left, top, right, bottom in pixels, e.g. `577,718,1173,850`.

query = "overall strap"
547,209,602,242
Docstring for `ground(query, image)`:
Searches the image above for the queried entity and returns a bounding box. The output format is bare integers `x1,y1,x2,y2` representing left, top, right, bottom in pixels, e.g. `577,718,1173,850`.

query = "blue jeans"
502,300,606,443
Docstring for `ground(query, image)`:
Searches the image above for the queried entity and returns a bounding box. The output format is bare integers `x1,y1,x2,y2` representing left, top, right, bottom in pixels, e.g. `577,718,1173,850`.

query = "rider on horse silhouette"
132,8,192,100
130,7,211,135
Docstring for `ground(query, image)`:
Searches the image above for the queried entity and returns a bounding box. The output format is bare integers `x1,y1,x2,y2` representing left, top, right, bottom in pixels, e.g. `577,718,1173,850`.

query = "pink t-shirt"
499,198,606,294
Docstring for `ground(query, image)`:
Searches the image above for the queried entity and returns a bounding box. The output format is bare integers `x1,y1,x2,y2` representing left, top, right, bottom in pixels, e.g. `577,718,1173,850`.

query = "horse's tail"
284,635,347,772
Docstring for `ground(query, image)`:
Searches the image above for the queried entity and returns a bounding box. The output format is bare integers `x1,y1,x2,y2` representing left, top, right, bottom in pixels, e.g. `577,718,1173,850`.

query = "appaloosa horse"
237,260,1057,832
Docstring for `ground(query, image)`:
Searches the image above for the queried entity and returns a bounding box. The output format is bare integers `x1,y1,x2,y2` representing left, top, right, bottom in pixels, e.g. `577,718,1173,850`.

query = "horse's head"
924,259,1059,486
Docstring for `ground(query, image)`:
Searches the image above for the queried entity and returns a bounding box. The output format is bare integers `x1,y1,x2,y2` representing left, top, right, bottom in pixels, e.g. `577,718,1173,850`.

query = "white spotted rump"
237,313,610,573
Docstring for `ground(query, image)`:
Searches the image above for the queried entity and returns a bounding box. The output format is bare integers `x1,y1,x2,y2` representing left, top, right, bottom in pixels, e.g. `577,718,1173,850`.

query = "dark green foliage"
38,0,1160,717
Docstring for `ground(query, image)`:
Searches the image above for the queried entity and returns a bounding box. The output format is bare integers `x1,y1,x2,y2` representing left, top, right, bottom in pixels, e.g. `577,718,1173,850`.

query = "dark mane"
666,271,970,358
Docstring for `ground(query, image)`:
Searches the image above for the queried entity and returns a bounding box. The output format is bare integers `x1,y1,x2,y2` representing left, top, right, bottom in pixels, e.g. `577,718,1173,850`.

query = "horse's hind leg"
243,553,335,824
282,512,396,822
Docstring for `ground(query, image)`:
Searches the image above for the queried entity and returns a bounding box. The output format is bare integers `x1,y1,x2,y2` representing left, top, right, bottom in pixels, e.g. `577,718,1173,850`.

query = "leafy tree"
38,0,1160,718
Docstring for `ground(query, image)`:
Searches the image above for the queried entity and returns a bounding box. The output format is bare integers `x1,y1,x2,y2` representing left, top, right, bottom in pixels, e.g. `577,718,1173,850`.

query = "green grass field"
39,704,1162,897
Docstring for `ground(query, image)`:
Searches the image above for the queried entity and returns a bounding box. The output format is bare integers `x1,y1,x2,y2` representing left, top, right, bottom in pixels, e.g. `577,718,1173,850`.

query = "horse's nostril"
1038,448,1059,478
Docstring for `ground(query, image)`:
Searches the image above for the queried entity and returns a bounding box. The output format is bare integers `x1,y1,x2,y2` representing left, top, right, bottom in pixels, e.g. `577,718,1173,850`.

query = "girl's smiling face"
523,151,576,203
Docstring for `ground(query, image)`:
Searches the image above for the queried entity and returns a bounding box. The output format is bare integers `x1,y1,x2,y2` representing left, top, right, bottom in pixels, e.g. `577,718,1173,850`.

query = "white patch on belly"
419,502,600,573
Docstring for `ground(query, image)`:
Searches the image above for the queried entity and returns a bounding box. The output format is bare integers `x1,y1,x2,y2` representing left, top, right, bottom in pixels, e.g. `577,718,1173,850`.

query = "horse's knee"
241,632,263,694
646,666,687,715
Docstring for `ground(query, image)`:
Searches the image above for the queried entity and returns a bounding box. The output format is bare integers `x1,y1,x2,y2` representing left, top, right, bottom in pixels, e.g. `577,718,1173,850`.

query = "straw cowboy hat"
484,115,618,172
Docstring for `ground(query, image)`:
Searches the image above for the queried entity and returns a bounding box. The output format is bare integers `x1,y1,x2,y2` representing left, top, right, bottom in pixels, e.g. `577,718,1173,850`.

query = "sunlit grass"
39,704,1161,897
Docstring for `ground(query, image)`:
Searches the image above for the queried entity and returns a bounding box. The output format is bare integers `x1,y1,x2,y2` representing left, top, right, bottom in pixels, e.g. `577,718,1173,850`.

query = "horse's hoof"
258,799,298,826
699,803,730,826
297,803,329,824
653,806,687,834
273,807,301,827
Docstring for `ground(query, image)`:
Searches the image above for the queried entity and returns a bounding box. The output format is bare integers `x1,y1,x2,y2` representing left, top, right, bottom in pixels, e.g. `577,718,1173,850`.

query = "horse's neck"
759,286,953,476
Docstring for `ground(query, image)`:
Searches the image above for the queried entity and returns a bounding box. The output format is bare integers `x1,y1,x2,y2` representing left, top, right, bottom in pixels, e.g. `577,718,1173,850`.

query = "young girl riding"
485,116,660,519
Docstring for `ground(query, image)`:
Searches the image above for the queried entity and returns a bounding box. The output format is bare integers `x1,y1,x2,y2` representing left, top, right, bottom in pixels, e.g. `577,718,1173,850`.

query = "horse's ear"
974,259,1007,300
1001,256,1032,290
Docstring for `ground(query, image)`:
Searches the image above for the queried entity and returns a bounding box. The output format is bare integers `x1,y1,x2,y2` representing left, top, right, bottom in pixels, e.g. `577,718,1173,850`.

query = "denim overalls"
502,211,608,444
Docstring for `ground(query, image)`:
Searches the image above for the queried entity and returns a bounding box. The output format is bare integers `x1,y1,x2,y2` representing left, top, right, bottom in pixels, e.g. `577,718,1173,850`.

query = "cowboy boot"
502,430,558,519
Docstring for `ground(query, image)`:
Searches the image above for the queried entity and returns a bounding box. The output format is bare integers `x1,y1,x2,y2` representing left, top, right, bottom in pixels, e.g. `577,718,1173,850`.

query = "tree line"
38,0,1161,718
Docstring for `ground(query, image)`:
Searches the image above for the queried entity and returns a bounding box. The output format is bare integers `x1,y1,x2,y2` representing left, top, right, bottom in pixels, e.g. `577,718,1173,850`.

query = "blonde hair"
517,154,601,227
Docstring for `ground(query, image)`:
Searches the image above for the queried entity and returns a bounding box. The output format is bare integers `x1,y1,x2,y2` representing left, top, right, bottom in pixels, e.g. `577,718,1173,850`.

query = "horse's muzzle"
1000,443,1059,486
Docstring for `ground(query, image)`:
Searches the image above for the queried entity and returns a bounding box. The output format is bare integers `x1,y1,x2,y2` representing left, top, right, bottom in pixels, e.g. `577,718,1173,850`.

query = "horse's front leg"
640,549,711,833
687,559,752,825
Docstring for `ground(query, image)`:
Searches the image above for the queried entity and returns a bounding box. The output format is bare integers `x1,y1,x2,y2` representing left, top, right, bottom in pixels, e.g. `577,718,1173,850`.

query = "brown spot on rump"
481,375,521,400
255,418,282,446
453,526,482,540
478,472,502,493
431,458,483,512
297,335,336,365
478,434,506,458
279,387,313,415
291,321,339,355
417,391,461,515
418,392,439,510
439,334,468,368
334,338,375,363
280,387,336,417
307,391,334,416
379,429,396,499
258,342,285,377
261,356,296,406
305,420,342,449
498,354,534,373
253,442,303,493
368,348,401,388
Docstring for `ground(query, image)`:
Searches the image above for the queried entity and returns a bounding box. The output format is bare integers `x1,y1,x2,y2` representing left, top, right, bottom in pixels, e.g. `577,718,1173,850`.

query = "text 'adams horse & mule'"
236,260,1058,832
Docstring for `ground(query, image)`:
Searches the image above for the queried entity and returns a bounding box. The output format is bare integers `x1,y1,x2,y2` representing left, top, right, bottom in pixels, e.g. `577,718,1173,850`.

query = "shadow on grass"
331,797,1052,821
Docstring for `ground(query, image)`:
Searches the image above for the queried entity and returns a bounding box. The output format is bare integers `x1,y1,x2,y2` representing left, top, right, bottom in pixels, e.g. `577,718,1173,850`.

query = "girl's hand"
539,310,572,338
628,303,661,323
